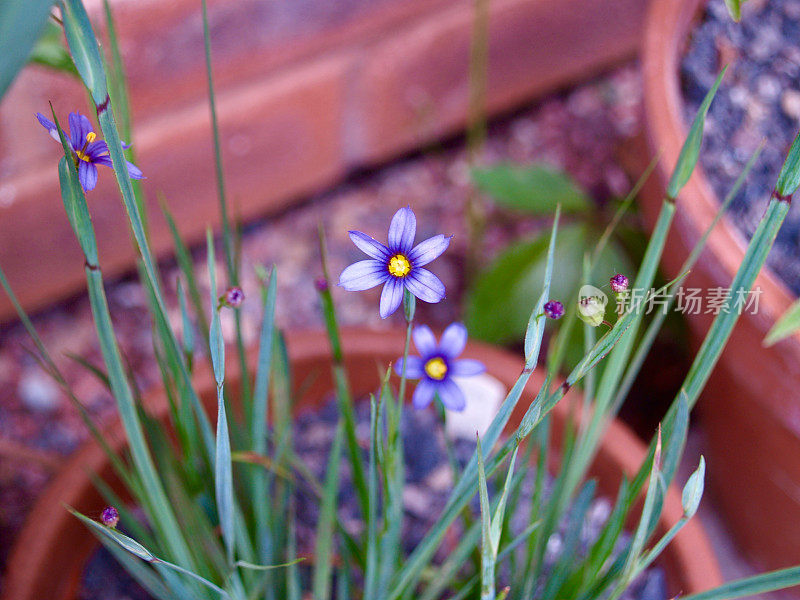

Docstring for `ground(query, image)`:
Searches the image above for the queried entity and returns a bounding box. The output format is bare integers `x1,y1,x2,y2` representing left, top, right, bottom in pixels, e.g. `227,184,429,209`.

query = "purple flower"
543,300,565,320
609,273,629,294
223,286,244,308
394,323,485,412
36,111,143,192
339,207,451,318
100,506,119,528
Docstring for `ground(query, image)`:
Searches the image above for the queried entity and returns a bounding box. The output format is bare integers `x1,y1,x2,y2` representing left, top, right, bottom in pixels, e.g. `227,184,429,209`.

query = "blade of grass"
477,437,496,600
161,197,209,341
667,68,726,199
681,567,800,600
252,265,277,565
614,142,763,410
208,232,235,565
765,297,800,346
177,278,195,370
364,395,380,600
317,225,370,519
312,421,344,600
0,0,54,98
200,0,251,413
102,0,147,235
71,509,229,598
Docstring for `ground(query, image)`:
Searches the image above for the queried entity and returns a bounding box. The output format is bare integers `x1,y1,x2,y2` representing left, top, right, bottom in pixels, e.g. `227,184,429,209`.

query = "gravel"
681,0,800,296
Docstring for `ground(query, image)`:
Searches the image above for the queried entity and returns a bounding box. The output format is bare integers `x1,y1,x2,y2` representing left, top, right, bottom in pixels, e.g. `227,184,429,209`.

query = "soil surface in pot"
682,0,800,296
76,396,667,600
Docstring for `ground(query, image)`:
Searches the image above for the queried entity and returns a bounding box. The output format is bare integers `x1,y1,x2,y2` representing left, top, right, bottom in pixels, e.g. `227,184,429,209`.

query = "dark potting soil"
77,397,666,600
681,0,800,296
79,540,154,600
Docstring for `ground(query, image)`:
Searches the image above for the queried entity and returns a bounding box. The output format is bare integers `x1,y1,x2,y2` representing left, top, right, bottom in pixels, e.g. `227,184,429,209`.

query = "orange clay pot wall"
2,329,721,600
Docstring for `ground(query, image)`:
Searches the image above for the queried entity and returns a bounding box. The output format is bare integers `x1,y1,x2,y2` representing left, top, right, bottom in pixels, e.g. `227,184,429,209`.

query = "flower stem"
397,290,416,409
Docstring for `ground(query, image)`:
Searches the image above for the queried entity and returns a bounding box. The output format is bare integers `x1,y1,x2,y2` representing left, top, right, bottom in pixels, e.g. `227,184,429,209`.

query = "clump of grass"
2,1,800,599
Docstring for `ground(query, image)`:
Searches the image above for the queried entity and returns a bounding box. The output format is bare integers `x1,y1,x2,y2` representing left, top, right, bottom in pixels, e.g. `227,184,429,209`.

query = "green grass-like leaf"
477,436,496,600
472,164,592,215
28,20,78,75
0,0,54,98
667,68,726,199
312,422,344,600
207,232,235,566
765,297,800,346
724,0,745,20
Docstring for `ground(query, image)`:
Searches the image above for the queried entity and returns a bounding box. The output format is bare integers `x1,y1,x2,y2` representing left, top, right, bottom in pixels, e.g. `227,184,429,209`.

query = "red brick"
0,0,646,320
355,0,646,164
0,54,352,318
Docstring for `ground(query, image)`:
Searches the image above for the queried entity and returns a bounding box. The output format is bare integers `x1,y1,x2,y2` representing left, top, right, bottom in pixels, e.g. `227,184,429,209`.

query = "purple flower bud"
609,273,629,294
224,287,244,308
101,506,119,528
314,277,329,292
543,300,565,320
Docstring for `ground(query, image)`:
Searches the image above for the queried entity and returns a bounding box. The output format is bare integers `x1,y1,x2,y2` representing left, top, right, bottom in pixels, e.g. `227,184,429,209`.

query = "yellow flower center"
424,357,448,380
388,254,411,278
75,132,96,162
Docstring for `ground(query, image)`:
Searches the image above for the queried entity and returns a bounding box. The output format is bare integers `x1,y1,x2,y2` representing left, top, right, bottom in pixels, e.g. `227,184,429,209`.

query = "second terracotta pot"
642,0,800,573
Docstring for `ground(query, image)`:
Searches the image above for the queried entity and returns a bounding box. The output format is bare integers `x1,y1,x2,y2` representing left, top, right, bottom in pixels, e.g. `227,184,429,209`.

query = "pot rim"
642,0,800,350
2,328,722,600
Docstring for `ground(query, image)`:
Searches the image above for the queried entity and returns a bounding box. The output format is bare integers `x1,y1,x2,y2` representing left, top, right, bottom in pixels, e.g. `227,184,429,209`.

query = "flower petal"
36,113,60,141
338,260,387,291
404,268,445,304
379,277,404,319
349,231,390,260
412,379,436,409
86,140,108,157
69,112,92,149
451,359,485,377
388,206,416,253
437,378,466,412
126,161,144,179
412,324,438,357
393,356,424,379
78,160,98,191
408,234,451,266
439,322,467,358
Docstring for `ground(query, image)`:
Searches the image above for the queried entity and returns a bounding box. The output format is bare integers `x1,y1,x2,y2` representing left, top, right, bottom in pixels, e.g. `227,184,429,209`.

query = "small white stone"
444,373,506,440
426,464,454,491
403,483,431,517
18,371,60,413
782,90,800,121
756,75,781,101
545,533,563,562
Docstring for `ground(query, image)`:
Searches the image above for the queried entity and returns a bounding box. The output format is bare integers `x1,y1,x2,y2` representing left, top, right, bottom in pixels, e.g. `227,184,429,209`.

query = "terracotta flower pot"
2,329,721,600
641,0,800,573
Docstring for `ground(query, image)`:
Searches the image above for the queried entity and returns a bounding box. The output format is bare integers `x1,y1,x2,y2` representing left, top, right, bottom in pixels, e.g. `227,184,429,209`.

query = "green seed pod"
577,285,607,327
